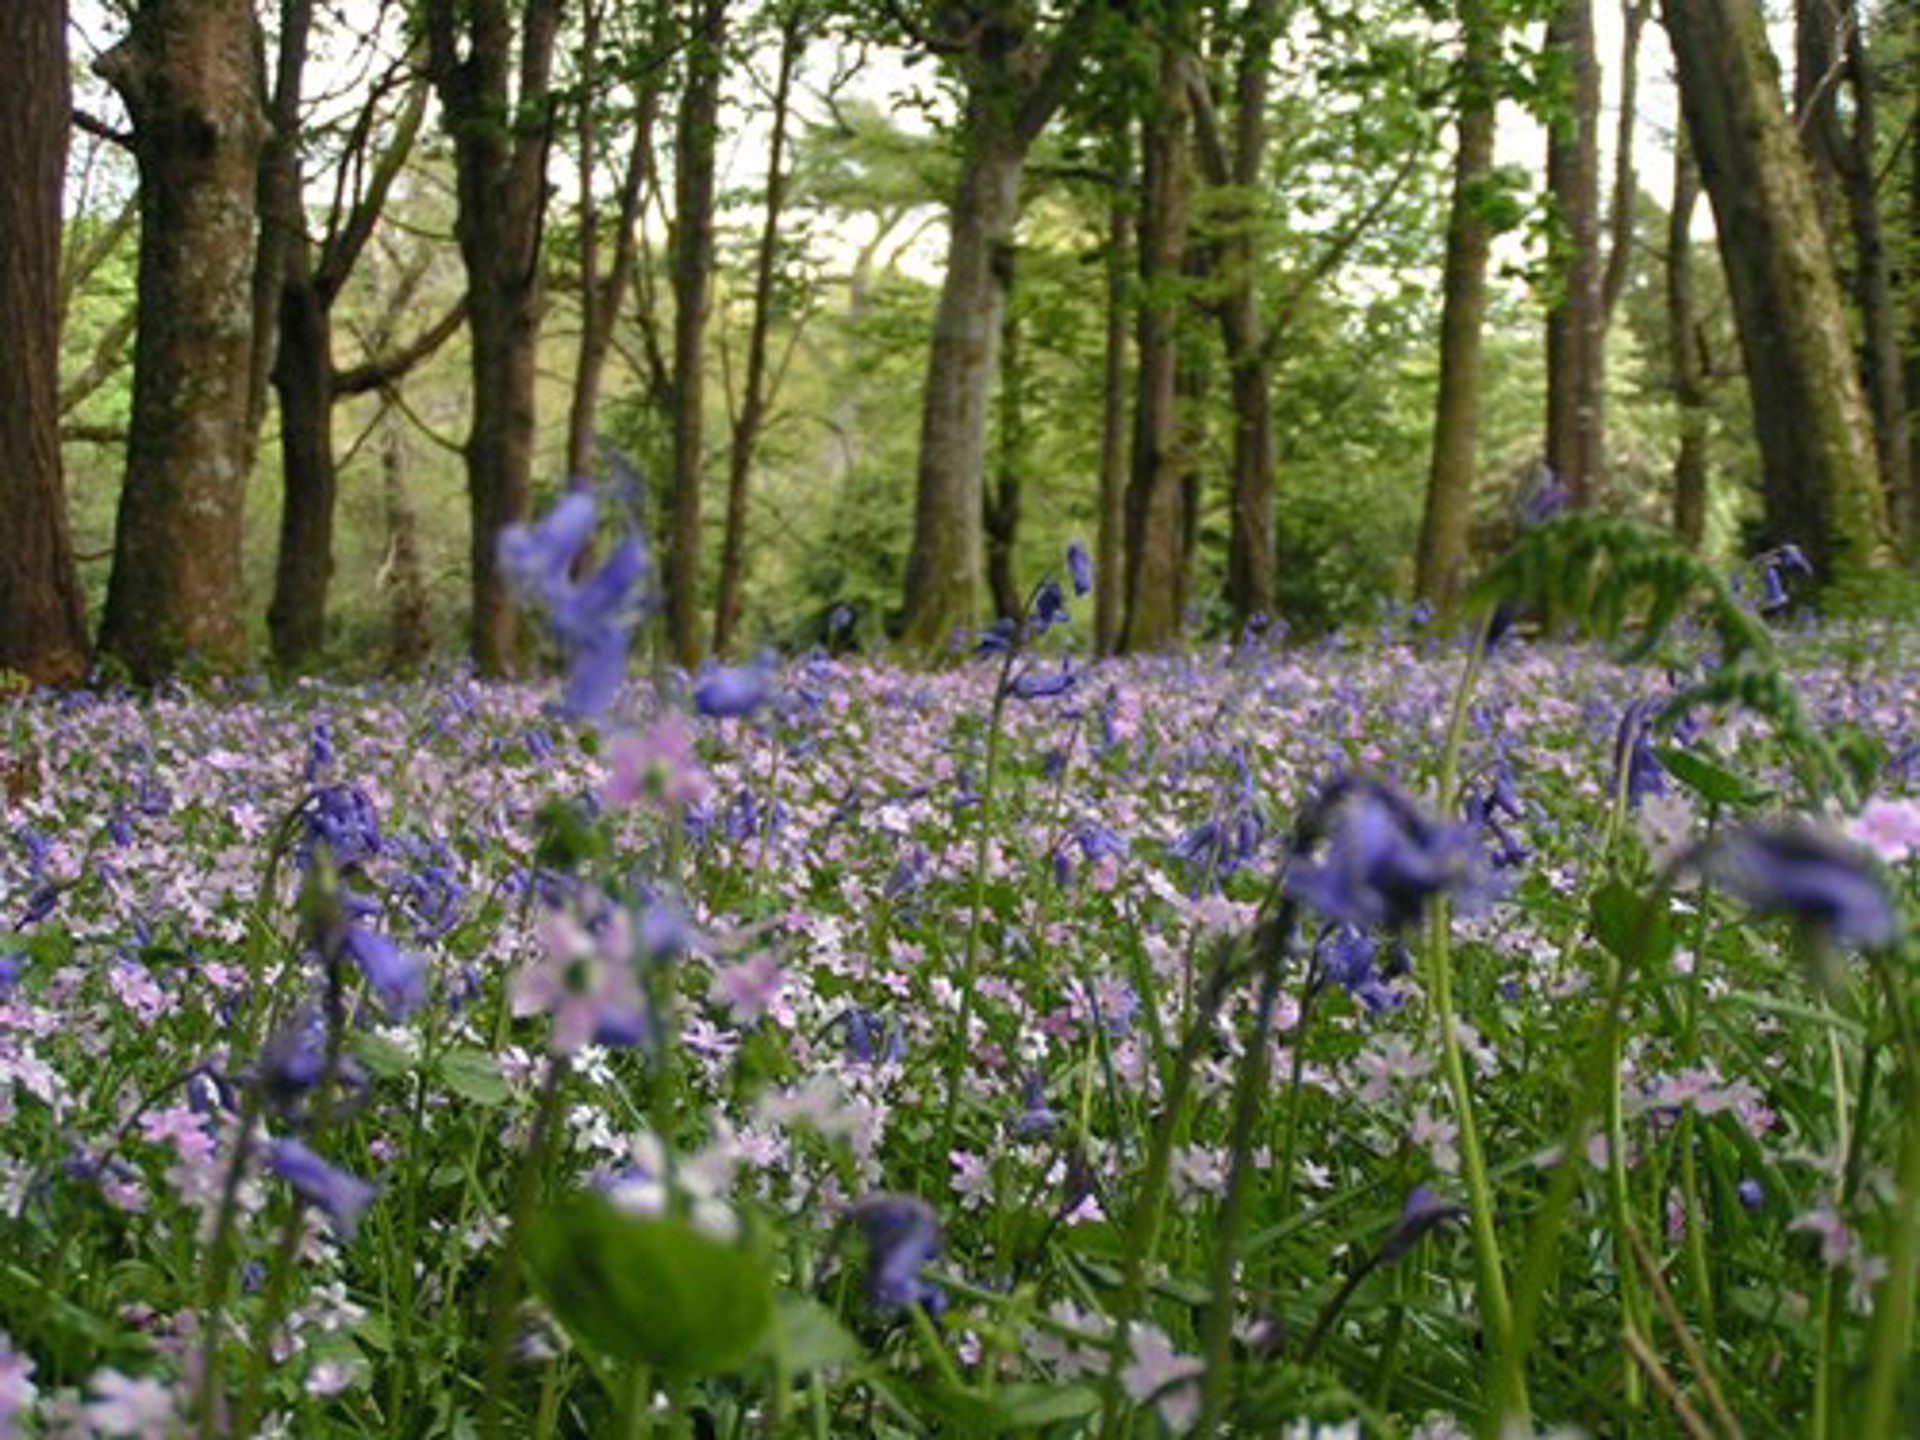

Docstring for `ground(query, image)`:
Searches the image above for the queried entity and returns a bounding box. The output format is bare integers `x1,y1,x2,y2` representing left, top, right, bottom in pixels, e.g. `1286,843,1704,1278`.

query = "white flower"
1122,1325,1203,1434
83,1369,176,1438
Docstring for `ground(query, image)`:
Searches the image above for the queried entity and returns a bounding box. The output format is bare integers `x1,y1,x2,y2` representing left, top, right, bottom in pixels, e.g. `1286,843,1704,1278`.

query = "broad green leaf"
764,1295,863,1373
526,1197,773,1376
437,1047,511,1107
1653,745,1775,808
352,1033,415,1082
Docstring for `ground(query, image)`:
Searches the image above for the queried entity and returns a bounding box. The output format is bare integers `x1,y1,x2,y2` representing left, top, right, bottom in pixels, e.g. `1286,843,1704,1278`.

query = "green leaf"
437,1048,511,1107
1653,745,1775,809
526,1197,773,1376
352,1033,416,1082
764,1295,863,1374
1590,879,1673,972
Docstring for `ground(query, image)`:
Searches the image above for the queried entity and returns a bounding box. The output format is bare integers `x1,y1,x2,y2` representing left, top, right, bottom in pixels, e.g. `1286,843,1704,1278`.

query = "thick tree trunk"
97,0,265,681
1121,44,1190,653
665,0,726,670
713,8,799,657
1094,145,1131,658
1664,0,1891,580
1793,0,1846,244
426,0,563,677
1415,2,1499,610
1668,131,1709,551
266,236,337,670
1544,0,1603,507
985,260,1025,623
0,0,88,684
1838,6,1912,552
899,97,1023,654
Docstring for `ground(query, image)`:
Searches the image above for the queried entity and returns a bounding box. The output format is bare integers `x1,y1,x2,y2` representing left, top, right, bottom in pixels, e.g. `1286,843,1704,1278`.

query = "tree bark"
985,252,1025,622
1415,0,1499,610
1120,39,1191,653
1600,0,1649,323
245,0,314,481
0,0,88,684
665,0,726,670
1792,0,1846,245
96,0,266,681
1094,137,1131,657
1544,0,1603,507
1668,129,1709,551
267,234,337,669
425,0,565,677
382,417,433,674
1663,0,1892,581
713,6,801,656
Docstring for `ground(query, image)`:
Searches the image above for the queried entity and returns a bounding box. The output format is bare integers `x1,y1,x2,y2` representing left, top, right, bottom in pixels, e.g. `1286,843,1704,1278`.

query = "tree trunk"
1838,5,1912,552
0,0,88,684
1663,0,1891,580
1600,0,1649,323
1792,0,1846,245
665,0,726,670
1415,1,1499,610
425,0,564,677
1121,42,1191,653
1668,129,1709,551
985,255,1025,622
246,0,314,481
382,417,433,674
1544,0,1603,507
96,0,265,681
899,93,1023,654
713,6,800,656
1094,140,1131,657
266,234,337,669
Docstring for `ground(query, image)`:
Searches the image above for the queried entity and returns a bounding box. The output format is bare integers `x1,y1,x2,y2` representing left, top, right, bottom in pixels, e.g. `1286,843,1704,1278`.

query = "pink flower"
604,716,710,813
511,909,645,1055
710,951,787,1025
1846,796,1918,866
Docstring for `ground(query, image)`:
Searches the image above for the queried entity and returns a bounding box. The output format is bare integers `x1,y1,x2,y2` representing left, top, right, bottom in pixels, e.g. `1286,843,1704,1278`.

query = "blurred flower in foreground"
1704,823,1896,950
849,1195,942,1312
264,1139,377,1240
604,714,710,813
1286,780,1499,931
512,907,646,1053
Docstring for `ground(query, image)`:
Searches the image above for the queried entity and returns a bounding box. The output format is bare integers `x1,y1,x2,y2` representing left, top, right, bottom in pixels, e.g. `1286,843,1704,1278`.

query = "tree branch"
334,300,469,395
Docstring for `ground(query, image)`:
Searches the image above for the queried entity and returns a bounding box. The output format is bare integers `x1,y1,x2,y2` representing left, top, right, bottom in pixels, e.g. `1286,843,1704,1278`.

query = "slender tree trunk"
1793,0,1846,244
985,256,1025,622
246,0,314,480
97,0,266,681
382,416,433,674
267,234,337,669
1544,0,1602,506
713,7,800,656
1415,1,1499,610
899,93,1023,654
1838,5,1912,551
1600,0,1649,323
665,0,726,670
1669,129,1710,551
1094,137,1131,657
1121,40,1191,653
425,0,564,677
1663,0,1892,580
0,0,88,684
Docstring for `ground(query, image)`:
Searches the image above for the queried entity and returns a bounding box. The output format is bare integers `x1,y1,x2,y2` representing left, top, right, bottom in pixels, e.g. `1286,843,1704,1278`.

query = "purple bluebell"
1010,659,1076,701
499,490,596,600
1030,578,1068,632
1013,1070,1059,1137
1286,780,1499,931
1737,1178,1765,1211
304,786,381,870
1378,1185,1467,1263
1704,824,1896,949
1066,542,1092,597
693,659,774,719
1316,925,1401,1015
850,1195,943,1312
334,923,426,1017
264,1139,377,1239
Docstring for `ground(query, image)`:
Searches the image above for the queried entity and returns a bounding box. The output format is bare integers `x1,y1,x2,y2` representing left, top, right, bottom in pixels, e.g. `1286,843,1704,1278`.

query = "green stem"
1861,954,1918,1436
482,1058,569,1440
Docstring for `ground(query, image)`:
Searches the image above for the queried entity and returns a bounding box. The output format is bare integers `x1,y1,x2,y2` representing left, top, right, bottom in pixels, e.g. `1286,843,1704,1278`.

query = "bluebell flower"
1286,779,1500,931
304,786,381,870
1704,824,1896,949
306,718,334,782
1066,543,1092,597
499,489,596,601
693,659,774,719
334,923,426,1017
850,1195,943,1312
1012,1070,1059,1137
1010,659,1076,701
1737,1178,1765,1211
973,619,1018,657
0,952,23,997
264,1139,377,1239
1316,925,1400,1014
1378,1185,1467,1263
500,494,649,720
1030,578,1068,632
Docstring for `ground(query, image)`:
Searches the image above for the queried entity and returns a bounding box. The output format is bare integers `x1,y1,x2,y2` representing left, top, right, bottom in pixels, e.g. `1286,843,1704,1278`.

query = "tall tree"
665,0,727,670
1094,133,1132,656
984,250,1027,620
714,4,805,655
1183,0,1280,625
424,0,566,676
96,0,266,681
1543,0,1602,506
1663,0,1892,580
0,0,89,684
1414,0,1500,609
1667,129,1709,550
894,0,1104,655
1121,30,1191,652
1599,0,1650,322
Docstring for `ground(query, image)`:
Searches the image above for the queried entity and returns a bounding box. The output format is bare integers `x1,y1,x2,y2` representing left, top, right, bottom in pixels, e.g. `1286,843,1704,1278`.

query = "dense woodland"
0,0,1915,685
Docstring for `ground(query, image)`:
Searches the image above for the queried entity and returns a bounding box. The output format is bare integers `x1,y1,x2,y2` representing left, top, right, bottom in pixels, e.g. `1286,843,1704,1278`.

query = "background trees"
3,0,1911,684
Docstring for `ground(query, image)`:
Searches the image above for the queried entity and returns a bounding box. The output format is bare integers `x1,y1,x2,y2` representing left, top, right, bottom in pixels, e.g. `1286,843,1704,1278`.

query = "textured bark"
1094,141,1131,657
713,7,800,657
0,0,88,684
1664,0,1891,580
897,0,1103,655
985,256,1025,622
1544,0,1603,506
1668,131,1709,551
425,0,565,677
382,419,433,674
1415,2,1499,609
97,0,266,681
1600,0,1649,323
1792,0,1846,244
245,0,314,480
1838,5,1912,551
1120,41,1190,653
665,0,726,670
